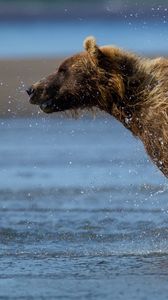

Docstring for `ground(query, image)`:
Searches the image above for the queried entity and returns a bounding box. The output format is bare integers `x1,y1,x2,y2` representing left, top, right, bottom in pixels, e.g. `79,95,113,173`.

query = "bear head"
26,37,125,114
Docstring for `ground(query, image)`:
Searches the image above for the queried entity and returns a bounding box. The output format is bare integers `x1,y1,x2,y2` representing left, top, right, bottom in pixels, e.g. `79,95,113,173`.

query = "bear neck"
99,49,154,137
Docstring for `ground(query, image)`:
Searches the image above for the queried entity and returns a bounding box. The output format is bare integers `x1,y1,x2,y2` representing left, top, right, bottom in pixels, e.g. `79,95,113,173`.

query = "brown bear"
27,36,168,178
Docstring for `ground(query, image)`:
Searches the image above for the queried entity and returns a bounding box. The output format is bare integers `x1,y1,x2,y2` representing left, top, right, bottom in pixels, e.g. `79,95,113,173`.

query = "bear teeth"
41,103,48,109
41,99,53,109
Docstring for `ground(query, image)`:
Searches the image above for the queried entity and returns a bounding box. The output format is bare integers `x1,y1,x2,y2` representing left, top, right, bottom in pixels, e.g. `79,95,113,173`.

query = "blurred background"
1,2,168,299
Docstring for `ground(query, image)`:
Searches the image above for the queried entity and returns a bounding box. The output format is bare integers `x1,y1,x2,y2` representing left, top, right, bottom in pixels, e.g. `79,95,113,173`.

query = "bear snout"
26,86,40,104
26,87,35,97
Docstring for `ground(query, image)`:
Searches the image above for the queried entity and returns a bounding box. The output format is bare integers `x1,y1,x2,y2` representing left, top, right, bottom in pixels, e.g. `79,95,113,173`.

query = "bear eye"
58,66,67,73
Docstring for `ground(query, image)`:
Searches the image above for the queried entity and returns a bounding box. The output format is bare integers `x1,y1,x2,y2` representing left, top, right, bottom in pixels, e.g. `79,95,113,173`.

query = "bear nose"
26,87,35,96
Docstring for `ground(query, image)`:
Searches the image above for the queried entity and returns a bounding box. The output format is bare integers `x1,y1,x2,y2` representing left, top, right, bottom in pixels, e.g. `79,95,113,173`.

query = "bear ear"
83,36,103,64
84,36,97,53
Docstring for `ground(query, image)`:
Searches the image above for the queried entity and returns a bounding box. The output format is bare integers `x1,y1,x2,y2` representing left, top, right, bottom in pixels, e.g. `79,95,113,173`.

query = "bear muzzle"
26,87,37,104
26,87,35,96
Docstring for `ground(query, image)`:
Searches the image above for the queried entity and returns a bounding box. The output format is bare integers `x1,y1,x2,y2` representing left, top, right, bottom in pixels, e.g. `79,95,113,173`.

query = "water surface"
0,117,168,299
0,20,168,58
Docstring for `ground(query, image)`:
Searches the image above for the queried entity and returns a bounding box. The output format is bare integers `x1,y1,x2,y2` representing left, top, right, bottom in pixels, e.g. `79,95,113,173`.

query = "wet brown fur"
28,37,168,178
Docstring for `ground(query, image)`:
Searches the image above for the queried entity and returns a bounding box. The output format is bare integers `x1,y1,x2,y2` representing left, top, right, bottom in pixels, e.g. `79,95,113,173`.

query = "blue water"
1,117,168,299
1,20,168,58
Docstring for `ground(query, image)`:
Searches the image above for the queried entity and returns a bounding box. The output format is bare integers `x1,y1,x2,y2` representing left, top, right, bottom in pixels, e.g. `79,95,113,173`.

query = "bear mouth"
39,99,62,113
